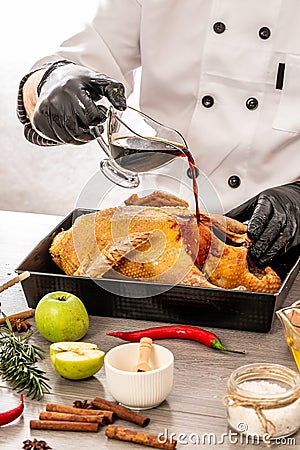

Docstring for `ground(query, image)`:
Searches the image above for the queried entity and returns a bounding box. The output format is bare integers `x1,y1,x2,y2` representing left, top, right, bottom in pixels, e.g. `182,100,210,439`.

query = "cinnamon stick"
91,397,150,427
45,403,115,423
0,271,30,293
30,420,99,432
105,425,177,449
39,411,108,425
0,309,34,325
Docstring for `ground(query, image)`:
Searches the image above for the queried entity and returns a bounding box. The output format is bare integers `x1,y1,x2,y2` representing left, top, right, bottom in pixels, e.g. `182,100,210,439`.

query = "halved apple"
50,342,105,380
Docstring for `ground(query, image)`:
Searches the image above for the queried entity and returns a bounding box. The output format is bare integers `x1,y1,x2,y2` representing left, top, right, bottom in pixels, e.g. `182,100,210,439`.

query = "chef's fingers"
90,76,127,111
33,100,86,144
104,82,127,111
258,216,298,266
50,114,86,145
249,217,283,262
246,196,273,241
78,89,108,124
61,96,107,142
50,96,107,144
69,104,106,142
33,109,64,144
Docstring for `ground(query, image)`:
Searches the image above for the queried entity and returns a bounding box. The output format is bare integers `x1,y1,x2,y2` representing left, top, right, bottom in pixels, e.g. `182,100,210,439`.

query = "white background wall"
1,0,129,216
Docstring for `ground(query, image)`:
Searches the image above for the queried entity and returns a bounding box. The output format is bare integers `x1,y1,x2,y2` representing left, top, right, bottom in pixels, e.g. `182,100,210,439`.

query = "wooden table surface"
0,210,299,450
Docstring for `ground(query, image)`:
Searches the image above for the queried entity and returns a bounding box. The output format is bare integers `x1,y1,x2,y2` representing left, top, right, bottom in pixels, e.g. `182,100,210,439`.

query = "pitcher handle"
90,125,111,157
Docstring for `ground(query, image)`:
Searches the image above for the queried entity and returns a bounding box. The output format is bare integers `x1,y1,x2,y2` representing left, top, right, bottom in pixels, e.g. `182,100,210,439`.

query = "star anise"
73,399,91,409
10,318,32,332
22,438,52,449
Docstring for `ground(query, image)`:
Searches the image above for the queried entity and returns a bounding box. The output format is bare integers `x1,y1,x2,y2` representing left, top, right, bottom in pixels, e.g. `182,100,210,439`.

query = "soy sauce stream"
183,148,200,223
111,135,201,222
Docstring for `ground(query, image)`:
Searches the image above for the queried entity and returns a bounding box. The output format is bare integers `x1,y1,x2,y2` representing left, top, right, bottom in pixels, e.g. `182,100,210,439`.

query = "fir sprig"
0,315,51,399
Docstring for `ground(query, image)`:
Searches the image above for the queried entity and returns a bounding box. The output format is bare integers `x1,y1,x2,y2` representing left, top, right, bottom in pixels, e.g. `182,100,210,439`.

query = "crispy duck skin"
51,206,203,286
124,191,189,208
49,193,281,293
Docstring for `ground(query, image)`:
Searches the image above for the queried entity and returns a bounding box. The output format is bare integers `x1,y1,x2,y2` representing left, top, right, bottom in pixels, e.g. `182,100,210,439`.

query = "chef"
17,0,299,267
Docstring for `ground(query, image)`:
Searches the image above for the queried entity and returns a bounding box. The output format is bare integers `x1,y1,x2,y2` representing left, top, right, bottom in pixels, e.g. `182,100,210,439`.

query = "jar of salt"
223,363,300,440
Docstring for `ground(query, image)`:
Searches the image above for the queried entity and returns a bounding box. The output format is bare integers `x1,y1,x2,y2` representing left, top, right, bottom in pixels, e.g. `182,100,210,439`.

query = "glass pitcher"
276,301,300,370
91,106,188,188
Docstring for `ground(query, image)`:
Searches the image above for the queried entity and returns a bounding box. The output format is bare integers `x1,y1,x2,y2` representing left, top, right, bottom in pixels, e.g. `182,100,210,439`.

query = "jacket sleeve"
31,0,142,96
17,0,142,146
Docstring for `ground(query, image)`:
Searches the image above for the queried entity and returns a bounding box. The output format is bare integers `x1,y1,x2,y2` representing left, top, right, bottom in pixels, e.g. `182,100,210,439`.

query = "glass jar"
223,363,300,440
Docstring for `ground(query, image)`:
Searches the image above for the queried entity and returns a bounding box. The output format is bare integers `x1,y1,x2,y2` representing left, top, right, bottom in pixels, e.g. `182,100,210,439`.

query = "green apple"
50,341,98,364
35,291,89,342
50,341,105,380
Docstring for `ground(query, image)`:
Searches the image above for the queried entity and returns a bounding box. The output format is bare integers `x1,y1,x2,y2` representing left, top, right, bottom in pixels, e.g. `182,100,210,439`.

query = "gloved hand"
226,182,300,266
32,62,126,145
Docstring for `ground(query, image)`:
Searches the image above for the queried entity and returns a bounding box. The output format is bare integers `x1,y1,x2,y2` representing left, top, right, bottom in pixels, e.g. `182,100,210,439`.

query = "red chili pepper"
0,394,24,426
107,325,246,354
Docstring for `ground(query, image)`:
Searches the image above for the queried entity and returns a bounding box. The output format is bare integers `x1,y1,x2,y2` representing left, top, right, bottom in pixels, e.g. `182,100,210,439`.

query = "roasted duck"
50,192,281,293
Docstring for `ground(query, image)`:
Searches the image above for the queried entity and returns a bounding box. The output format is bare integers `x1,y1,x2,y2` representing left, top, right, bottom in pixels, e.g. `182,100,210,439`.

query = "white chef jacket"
33,0,300,212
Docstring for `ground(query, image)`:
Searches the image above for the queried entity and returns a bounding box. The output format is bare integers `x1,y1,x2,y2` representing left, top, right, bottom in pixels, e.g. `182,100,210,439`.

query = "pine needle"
0,314,51,399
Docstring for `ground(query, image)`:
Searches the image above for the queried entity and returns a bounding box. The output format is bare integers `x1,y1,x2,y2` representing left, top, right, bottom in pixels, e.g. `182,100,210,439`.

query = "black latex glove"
226,182,300,266
33,63,126,145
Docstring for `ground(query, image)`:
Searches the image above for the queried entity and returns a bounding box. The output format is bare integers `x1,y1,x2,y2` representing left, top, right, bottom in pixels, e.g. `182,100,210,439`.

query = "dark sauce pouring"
110,135,200,222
